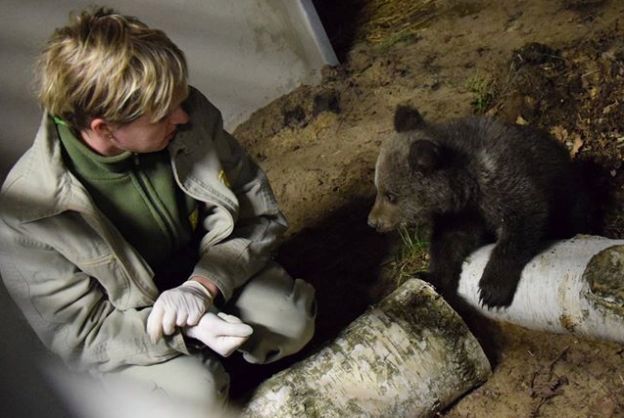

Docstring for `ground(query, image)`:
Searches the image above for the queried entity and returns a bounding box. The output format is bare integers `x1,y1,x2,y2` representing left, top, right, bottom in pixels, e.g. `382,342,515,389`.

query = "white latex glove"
147,281,213,343
183,312,254,357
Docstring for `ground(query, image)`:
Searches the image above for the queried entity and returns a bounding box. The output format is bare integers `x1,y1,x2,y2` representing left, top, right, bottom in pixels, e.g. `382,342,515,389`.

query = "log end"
584,245,624,316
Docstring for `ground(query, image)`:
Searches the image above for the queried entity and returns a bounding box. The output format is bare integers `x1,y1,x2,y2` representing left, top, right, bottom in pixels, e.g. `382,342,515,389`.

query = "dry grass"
387,226,429,287
354,0,438,45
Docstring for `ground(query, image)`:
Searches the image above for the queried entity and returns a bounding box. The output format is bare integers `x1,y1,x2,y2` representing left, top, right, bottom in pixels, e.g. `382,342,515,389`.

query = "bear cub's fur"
368,106,590,308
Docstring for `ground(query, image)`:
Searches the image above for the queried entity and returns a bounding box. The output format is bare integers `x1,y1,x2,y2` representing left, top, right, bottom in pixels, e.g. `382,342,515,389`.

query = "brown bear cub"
368,106,589,308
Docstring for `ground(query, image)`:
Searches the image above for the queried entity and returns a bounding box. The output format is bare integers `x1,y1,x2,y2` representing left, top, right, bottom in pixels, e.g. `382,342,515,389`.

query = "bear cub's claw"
477,265,522,308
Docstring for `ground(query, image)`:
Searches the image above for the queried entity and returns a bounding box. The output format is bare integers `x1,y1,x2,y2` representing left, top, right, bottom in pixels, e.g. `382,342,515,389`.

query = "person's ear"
89,118,113,139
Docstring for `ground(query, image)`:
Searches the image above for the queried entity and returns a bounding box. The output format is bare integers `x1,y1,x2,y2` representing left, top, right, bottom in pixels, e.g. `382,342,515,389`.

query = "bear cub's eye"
385,192,398,204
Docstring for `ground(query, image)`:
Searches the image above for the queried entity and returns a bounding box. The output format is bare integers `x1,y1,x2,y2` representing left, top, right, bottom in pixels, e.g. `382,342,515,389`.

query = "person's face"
107,92,190,155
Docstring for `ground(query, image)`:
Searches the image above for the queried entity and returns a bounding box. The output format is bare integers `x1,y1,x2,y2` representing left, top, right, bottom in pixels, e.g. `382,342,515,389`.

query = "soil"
227,0,624,416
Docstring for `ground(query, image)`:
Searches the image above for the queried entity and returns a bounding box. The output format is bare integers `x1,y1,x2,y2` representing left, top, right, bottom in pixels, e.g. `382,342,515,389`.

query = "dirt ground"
228,0,624,416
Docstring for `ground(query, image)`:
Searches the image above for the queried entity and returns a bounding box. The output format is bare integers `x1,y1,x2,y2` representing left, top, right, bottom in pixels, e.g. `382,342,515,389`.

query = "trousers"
101,262,316,413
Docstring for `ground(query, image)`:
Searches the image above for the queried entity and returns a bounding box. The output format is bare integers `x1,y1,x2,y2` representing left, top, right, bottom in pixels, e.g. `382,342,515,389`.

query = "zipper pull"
133,153,140,166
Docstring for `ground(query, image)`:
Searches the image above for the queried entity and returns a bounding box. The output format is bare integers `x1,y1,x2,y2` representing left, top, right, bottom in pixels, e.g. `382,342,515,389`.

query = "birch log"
241,278,491,418
458,235,624,343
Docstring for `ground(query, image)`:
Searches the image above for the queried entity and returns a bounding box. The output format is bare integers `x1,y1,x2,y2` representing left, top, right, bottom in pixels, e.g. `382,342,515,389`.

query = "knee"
234,271,317,364
274,277,317,355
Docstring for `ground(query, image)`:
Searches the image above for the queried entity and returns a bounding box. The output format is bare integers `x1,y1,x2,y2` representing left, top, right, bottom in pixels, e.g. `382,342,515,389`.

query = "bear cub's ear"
394,105,425,132
409,140,442,175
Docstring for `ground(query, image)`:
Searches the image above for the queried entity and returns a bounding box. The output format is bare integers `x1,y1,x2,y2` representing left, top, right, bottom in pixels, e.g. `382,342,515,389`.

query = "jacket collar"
3,87,238,224
1,113,95,223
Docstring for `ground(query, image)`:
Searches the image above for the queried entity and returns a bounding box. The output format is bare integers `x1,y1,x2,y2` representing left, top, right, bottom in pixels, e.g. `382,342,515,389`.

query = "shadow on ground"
227,196,391,399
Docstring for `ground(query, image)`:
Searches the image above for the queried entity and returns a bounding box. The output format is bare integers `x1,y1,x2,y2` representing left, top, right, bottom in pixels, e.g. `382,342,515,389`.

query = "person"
0,6,316,412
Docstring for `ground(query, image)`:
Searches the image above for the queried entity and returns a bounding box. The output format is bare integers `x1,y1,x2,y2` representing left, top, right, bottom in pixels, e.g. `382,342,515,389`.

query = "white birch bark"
458,235,624,343
241,278,491,418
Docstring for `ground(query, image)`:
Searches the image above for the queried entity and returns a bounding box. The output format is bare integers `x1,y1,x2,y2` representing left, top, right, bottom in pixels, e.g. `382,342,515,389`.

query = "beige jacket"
0,88,287,372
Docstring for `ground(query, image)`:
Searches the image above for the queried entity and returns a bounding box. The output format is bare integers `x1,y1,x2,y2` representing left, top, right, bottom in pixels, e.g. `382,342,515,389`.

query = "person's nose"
170,106,190,125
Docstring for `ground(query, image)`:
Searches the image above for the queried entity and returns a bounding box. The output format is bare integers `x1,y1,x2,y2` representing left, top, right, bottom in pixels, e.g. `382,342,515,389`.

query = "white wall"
0,0,336,178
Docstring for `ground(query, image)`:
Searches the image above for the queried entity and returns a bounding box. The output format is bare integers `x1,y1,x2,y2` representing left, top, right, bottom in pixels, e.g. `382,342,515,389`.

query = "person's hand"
147,281,213,343
183,312,253,357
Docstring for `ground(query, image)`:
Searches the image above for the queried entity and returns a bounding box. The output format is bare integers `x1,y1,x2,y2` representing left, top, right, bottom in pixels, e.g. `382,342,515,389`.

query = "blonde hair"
37,7,188,130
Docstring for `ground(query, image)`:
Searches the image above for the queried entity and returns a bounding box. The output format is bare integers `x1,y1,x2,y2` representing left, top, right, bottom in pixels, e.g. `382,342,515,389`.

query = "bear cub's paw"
477,259,523,308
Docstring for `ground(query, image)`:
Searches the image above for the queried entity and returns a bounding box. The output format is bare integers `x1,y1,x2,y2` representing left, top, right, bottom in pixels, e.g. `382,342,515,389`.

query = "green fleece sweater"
55,121,197,284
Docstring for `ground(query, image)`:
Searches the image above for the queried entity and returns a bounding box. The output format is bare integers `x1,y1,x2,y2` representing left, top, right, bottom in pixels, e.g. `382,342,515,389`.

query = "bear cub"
368,105,589,308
